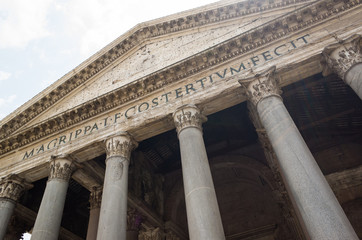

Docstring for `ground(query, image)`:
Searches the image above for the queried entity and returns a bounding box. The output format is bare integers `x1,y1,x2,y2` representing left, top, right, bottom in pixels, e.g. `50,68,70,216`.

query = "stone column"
31,155,75,240
323,34,362,99
0,175,31,240
239,66,358,240
96,133,138,240
86,187,102,240
173,104,225,240
248,103,305,240
127,208,144,240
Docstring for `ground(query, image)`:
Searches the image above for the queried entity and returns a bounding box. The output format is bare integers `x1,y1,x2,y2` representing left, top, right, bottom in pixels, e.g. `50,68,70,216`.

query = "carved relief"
105,133,138,159
127,208,145,231
323,35,362,80
239,66,281,107
89,187,102,209
49,156,75,181
0,175,32,202
139,226,163,240
173,104,207,134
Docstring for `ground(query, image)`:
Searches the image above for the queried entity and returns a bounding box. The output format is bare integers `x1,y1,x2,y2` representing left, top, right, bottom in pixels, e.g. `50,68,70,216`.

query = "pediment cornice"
0,0,312,138
0,0,360,156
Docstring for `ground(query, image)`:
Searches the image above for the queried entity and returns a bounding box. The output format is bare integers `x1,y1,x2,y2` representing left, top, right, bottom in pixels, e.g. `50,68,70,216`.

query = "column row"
0,35,360,240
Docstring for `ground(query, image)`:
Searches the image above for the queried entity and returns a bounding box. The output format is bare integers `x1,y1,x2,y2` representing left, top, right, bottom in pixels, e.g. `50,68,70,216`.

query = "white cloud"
0,0,53,48
56,0,129,56
0,71,11,81
0,94,16,108
56,0,217,57
0,95,17,120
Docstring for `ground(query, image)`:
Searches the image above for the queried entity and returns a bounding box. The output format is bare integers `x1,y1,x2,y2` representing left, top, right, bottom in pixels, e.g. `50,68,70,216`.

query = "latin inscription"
23,34,310,160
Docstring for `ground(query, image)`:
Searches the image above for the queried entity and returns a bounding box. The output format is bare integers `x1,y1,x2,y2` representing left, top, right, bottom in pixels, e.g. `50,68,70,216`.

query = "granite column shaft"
0,175,30,240
239,67,358,239
173,104,225,240
31,156,75,240
86,187,102,240
96,133,137,240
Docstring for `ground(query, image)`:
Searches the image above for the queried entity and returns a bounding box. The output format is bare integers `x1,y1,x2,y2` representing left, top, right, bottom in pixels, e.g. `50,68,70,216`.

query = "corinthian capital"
49,155,76,181
238,66,281,107
105,132,138,158
0,175,32,202
172,104,207,135
89,187,102,209
323,34,362,80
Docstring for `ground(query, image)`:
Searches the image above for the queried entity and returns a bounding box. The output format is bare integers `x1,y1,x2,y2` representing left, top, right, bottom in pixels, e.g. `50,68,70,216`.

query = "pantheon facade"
0,0,361,239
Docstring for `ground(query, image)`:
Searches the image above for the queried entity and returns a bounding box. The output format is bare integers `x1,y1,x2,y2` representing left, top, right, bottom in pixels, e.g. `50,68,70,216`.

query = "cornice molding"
0,0,311,139
0,0,360,156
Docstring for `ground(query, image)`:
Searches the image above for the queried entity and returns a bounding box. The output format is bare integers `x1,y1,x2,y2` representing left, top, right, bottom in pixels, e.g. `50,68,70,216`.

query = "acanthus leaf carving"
239,66,281,107
49,155,76,181
323,34,362,80
172,104,206,135
105,133,138,159
89,187,102,209
0,174,32,202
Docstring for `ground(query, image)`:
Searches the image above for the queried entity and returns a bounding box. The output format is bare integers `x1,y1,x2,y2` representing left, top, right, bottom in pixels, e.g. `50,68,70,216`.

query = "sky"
0,0,219,123
1,0,218,238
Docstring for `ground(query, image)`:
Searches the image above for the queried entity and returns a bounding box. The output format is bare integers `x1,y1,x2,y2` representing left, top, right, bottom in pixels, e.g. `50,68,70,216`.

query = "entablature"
0,0,361,179
0,0,315,139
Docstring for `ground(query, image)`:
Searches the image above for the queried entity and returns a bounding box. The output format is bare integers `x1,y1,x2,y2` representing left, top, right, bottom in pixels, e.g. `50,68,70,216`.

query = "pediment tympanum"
1,0,314,136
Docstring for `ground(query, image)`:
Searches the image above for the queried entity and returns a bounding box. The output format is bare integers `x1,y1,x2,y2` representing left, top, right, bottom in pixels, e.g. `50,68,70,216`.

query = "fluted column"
0,175,31,240
323,34,362,99
31,155,75,240
173,104,225,240
97,133,138,240
239,66,358,240
86,187,102,240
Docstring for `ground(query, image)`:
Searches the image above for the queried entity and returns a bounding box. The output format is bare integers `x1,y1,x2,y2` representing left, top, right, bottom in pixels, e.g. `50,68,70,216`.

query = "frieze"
0,0,311,139
0,0,357,140
5,35,311,160
1,0,359,152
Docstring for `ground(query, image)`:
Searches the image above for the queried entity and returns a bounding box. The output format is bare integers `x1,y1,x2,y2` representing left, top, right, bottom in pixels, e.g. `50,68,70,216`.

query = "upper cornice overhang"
0,0,312,138
0,0,360,156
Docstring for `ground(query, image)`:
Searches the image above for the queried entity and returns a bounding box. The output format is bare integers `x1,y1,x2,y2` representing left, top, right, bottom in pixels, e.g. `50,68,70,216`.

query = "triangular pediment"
6,0,361,158
0,0,314,137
